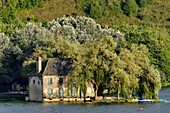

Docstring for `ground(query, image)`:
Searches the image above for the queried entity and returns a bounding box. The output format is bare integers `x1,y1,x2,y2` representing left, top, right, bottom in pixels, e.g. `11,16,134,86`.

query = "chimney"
36,57,42,73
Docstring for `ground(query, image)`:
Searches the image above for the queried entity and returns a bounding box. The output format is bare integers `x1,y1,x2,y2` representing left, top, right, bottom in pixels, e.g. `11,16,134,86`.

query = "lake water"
0,88,170,113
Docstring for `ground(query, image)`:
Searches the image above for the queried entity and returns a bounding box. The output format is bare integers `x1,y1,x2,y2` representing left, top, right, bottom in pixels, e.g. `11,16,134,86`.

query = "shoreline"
0,91,168,103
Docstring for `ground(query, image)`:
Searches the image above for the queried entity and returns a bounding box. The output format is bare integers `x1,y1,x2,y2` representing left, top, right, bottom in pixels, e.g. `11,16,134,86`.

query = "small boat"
158,99,169,103
138,99,154,102
127,99,138,102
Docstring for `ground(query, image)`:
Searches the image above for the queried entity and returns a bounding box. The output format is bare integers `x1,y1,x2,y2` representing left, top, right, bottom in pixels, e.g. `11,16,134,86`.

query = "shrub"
89,2,103,19
121,0,139,17
136,0,147,8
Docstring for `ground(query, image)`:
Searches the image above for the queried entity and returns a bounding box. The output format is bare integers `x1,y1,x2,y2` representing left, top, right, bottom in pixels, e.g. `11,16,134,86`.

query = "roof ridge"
42,58,51,76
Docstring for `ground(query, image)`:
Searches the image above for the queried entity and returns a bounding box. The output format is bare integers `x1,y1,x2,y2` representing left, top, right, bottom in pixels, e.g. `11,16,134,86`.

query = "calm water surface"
0,88,170,113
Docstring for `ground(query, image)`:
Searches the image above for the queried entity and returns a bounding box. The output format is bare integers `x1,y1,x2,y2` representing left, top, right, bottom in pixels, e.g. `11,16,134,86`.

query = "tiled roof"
43,58,72,76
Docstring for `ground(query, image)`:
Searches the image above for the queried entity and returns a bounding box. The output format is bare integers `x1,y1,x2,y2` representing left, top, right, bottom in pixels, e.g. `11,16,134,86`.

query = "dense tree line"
0,0,47,34
0,16,162,99
112,25,170,84
75,0,155,18
0,0,169,35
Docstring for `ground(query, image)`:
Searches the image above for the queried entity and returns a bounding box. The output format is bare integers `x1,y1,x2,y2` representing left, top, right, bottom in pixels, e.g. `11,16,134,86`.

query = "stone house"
28,57,94,102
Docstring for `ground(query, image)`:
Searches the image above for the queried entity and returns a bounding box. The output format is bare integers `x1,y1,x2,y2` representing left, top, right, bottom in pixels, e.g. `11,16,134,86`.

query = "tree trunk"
95,86,98,100
108,87,111,96
84,96,86,102
80,88,82,98
83,80,86,102
129,90,132,99
117,82,120,100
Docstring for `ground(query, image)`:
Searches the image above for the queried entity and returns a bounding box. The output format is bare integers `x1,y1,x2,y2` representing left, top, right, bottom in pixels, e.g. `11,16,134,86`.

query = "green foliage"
77,0,123,18
114,24,170,83
0,33,10,65
68,34,160,99
0,0,169,36
0,16,162,99
136,0,147,8
0,33,22,84
0,0,2,7
0,0,46,34
7,0,19,8
106,0,122,15
17,0,46,9
89,2,102,19
0,6,24,34
121,0,139,17
0,0,167,99
11,22,53,63
1,8,17,24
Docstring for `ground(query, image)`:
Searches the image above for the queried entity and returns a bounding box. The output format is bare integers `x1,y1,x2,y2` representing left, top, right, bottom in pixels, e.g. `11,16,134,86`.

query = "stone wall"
29,76,42,101
43,75,68,98
42,75,95,99
43,75,59,98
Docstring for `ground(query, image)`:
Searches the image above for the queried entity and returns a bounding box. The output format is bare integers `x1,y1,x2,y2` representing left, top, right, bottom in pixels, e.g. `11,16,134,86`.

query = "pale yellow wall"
42,76,95,99
43,76,59,98
43,76,69,98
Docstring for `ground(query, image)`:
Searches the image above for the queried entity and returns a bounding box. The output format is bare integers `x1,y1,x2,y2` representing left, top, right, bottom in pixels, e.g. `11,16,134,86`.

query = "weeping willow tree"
126,44,161,99
69,36,161,99
99,42,161,99
111,68,130,99
119,47,142,98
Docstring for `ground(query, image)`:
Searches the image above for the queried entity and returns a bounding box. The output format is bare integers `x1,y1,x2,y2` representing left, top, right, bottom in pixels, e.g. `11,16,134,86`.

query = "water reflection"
159,87,170,100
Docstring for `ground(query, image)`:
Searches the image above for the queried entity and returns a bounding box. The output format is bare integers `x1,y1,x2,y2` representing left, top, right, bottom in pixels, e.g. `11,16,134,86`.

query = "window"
33,80,35,84
48,78,53,84
38,81,40,85
48,89,53,95
71,88,74,97
59,78,64,85
59,88,63,97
